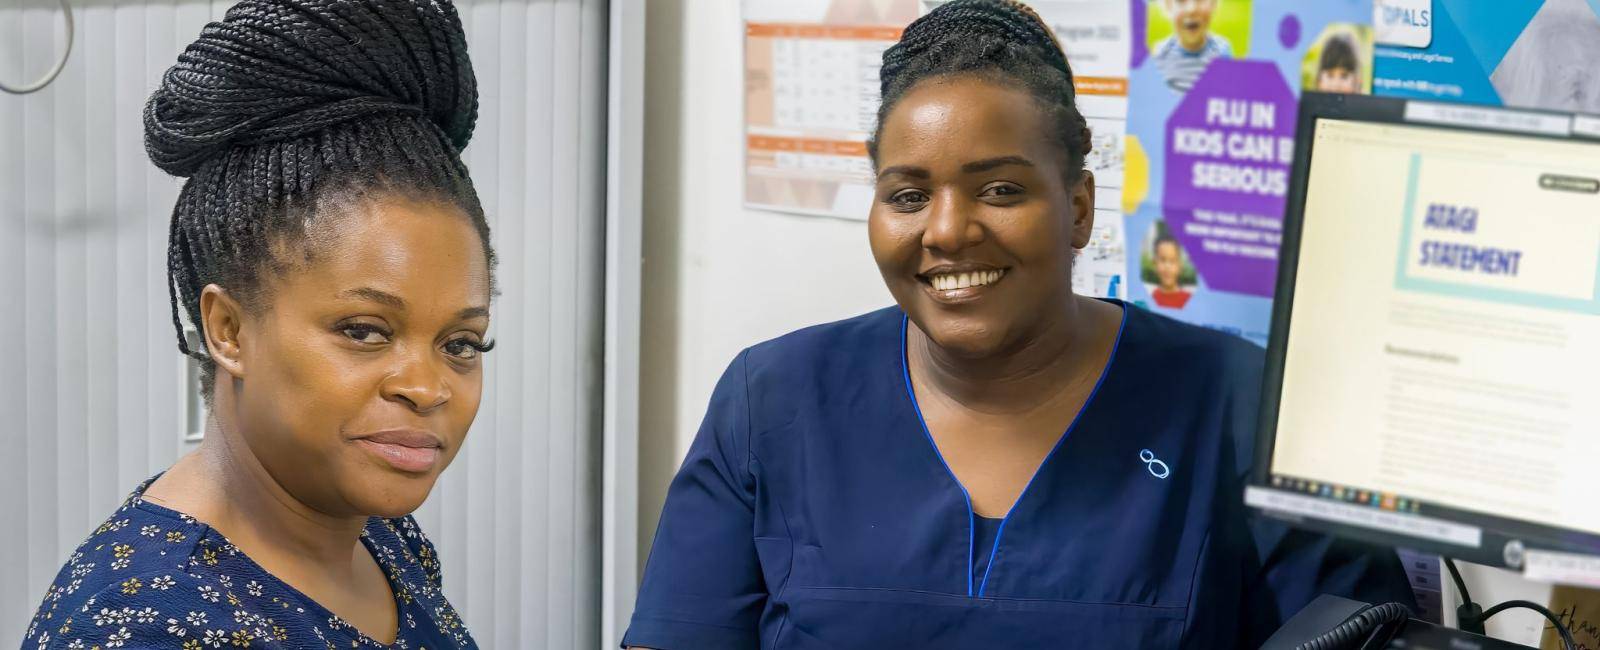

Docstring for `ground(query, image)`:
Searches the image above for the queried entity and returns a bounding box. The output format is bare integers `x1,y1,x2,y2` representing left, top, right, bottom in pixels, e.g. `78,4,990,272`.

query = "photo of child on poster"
1141,221,1199,310
1303,26,1374,94
1149,0,1246,92
1125,0,1372,345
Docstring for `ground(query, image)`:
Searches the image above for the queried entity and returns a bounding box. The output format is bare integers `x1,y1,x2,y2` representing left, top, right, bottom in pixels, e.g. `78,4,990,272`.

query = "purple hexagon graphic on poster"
1162,59,1297,298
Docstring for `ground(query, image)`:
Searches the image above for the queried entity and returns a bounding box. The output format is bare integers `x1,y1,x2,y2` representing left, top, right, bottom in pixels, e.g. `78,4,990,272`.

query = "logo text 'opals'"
1375,0,1433,48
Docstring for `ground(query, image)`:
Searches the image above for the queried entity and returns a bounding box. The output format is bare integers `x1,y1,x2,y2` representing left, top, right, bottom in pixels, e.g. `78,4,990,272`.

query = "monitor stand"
1261,594,1538,649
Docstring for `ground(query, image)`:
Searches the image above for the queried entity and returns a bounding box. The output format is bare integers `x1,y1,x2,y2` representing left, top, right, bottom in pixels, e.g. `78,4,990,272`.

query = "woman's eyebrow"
878,165,931,179
340,287,407,310
961,155,1034,174
878,157,1036,179
338,288,488,321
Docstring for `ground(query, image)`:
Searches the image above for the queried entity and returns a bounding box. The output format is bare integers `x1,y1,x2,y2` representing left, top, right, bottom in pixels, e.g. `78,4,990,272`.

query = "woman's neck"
149,403,368,573
910,294,1115,416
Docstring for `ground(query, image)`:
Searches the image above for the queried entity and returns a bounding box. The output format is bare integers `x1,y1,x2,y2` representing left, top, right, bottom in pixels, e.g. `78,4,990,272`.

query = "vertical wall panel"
26,0,62,609
0,0,605,645
0,0,28,629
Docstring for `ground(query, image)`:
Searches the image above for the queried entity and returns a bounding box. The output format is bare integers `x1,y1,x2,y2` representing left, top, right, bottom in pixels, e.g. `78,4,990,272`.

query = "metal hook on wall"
1,0,75,95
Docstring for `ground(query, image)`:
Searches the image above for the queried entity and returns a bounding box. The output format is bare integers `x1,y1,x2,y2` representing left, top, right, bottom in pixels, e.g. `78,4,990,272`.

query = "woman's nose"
380,347,452,413
921,192,985,253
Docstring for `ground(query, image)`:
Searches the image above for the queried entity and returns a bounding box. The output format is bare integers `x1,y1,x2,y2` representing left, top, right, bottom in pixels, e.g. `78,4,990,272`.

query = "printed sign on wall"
743,0,922,220
1123,0,1374,345
1374,0,1600,116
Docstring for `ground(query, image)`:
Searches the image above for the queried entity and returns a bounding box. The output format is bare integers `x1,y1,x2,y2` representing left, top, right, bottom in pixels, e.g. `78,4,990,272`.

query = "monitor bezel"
1251,91,1600,569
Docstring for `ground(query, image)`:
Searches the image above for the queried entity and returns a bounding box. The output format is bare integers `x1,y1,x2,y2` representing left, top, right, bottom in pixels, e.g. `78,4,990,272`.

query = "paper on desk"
1543,585,1600,650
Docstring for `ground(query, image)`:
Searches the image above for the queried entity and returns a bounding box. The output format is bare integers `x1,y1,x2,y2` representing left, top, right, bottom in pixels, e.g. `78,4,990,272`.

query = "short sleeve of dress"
40,572,208,650
623,350,767,650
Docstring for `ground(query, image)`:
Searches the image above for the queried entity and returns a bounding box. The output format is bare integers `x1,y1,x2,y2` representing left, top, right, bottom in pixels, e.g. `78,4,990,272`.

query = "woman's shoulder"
1117,302,1263,376
24,487,215,649
1112,304,1269,477
748,306,901,356
674,307,903,444
702,307,904,427
32,570,224,650
741,306,903,379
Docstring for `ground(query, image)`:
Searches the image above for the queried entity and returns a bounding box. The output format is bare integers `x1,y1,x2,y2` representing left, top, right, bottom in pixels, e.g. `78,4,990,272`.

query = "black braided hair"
146,0,495,398
870,0,1092,177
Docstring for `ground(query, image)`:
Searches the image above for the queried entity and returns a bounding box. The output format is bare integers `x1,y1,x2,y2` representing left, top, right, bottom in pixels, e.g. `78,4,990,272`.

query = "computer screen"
1249,92,1600,570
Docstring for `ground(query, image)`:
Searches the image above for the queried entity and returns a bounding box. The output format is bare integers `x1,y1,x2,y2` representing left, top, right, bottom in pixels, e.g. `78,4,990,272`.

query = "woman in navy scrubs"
624,1,1415,648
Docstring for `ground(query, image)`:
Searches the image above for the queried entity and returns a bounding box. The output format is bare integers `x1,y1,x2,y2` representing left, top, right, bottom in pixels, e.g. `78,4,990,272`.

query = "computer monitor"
1248,91,1600,571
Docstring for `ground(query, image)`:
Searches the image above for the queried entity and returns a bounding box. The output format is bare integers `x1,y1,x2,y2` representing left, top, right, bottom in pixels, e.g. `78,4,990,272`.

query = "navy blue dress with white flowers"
22,477,474,649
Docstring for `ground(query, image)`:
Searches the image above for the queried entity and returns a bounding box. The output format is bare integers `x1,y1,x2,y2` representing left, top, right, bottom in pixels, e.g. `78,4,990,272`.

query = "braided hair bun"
145,0,477,177
881,0,1068,95
147,0,493,395
871,0,1092,167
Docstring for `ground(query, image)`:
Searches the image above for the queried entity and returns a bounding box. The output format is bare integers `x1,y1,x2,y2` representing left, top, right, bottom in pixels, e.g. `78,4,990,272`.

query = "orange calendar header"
746,23,904,41
1073,76,1128,97
747,135,870,158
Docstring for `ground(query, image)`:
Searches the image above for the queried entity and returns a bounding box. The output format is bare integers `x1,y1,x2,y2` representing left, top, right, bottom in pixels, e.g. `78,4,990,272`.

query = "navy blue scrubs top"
624,303,1415,649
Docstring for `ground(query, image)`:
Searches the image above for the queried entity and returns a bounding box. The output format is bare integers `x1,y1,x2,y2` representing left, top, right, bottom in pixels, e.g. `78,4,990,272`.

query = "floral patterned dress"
22,477,475,649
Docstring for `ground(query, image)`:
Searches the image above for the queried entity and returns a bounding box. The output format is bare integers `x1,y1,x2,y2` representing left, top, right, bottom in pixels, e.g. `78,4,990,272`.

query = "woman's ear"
198,284,248,382
1071,170,1097,249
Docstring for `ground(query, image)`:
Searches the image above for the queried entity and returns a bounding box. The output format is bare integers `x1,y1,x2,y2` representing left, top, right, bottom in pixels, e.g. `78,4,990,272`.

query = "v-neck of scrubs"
898,302,1129,598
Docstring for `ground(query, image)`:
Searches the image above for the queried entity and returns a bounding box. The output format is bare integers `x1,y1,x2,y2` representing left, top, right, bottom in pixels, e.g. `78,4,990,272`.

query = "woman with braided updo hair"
24,0,489,647
626,1,1412,648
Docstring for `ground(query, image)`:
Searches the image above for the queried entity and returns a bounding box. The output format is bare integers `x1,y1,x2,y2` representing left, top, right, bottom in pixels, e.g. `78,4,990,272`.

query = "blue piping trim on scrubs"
978,304,1128,596
901,303,1129,599
901,313,979,597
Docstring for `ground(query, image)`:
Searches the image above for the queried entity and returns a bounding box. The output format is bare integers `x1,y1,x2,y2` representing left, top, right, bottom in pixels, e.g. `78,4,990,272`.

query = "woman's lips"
352,429,444,473
918,267,1007,304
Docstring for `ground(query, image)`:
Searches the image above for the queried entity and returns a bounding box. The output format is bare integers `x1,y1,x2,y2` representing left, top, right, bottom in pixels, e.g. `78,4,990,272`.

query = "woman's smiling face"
869,75,1095,359
870,76,1094,360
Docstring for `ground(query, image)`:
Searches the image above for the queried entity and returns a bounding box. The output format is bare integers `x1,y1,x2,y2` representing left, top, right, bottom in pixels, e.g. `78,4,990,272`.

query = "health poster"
1372,0,1600,116
1123,0,1374,345
743,0,921,220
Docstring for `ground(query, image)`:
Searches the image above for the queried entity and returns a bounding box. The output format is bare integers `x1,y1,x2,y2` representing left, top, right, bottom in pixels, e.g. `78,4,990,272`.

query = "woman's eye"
981,183,1023,198
341,324,391,345
887,189,930,209
443,337,495,360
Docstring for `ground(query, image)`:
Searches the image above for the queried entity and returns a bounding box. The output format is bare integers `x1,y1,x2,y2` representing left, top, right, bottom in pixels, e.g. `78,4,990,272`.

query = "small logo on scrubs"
1139,449,1170,479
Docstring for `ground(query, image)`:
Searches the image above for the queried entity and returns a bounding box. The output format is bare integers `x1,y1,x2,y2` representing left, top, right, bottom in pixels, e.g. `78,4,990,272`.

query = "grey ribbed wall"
0,0,606,646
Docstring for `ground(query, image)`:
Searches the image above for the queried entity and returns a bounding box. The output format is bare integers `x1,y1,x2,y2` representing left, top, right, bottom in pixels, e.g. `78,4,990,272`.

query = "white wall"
638,0,892,565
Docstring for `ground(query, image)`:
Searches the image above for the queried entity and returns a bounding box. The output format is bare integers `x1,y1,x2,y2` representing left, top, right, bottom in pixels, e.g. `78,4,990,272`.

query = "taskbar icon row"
1270,474,1422,514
